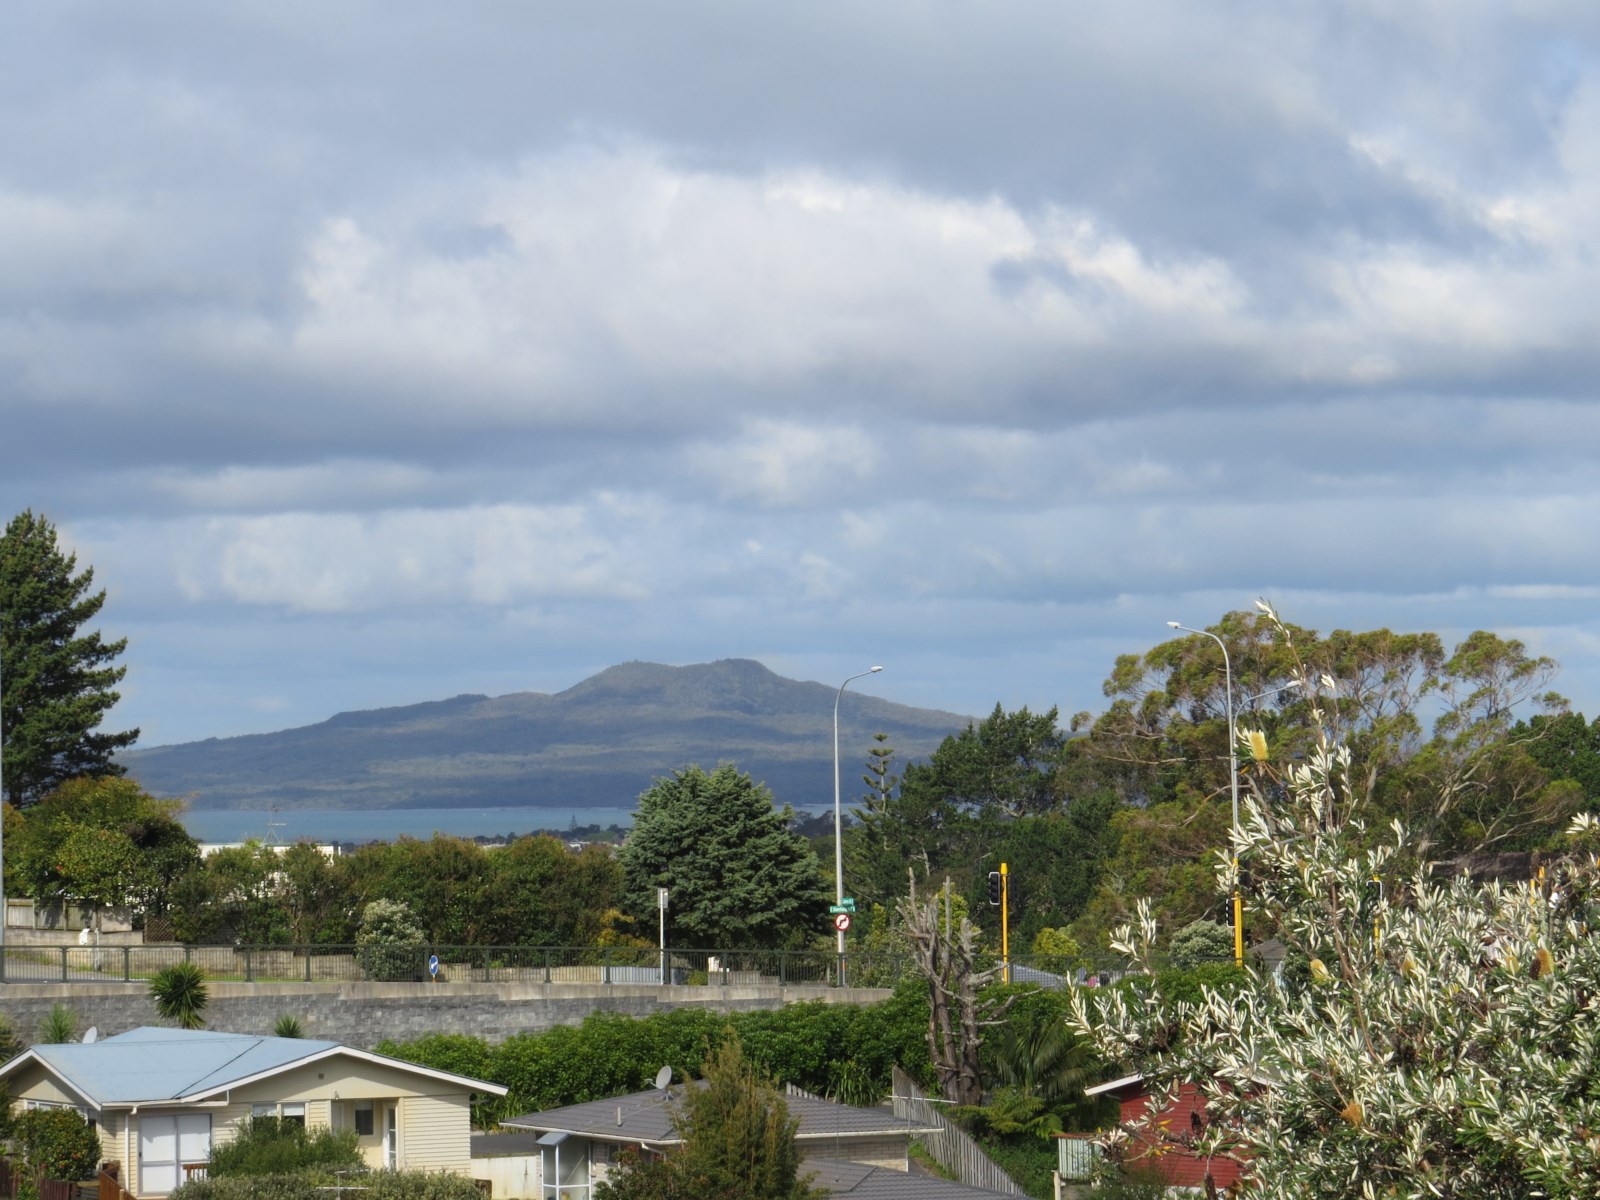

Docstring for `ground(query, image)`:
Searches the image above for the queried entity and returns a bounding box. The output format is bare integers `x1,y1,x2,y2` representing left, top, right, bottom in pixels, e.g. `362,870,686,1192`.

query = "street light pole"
1168,622,1242,967
834,666,883,984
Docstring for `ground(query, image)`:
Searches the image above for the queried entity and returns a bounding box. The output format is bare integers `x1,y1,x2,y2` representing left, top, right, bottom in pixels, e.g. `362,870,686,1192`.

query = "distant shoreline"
179,802,838,845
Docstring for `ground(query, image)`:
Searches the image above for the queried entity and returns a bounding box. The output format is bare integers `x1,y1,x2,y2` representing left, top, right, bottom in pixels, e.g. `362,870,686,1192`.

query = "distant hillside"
120,659,972,812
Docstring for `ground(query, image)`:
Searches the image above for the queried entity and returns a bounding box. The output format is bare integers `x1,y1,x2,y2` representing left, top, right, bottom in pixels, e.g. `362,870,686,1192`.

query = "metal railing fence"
0,944,1233,987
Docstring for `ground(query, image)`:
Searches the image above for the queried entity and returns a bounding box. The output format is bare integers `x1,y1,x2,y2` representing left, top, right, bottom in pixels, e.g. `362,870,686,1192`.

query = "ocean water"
180,804,837,845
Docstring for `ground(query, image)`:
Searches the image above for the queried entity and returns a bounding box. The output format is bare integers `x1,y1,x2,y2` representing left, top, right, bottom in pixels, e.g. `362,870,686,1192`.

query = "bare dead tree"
896,872,1012,1106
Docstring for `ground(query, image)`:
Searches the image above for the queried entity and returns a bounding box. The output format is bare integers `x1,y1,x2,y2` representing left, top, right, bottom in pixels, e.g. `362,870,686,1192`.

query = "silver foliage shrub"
1072,602,1600,1199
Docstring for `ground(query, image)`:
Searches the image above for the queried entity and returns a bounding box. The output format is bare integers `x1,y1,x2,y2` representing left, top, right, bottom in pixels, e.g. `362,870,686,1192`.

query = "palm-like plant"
273,1014,304,1039
149,962,209,1029
38,1004,78,1044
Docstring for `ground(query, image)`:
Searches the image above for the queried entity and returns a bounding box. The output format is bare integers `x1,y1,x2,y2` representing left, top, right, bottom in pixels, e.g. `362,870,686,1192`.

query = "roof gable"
0,1028,505,1107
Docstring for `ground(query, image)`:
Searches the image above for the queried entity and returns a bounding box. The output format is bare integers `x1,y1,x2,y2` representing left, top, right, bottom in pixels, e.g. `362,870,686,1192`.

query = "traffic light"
987,871,1002,906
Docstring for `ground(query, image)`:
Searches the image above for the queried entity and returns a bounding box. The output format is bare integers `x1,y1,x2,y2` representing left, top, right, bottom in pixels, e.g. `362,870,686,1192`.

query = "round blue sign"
428,954,440,977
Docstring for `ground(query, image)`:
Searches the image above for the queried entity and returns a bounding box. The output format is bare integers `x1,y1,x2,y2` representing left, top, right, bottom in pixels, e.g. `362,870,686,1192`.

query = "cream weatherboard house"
0,1027,506,1197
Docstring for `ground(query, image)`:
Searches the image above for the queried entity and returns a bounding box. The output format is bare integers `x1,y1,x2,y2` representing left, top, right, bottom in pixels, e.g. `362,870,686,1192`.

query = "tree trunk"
898,875,1006,1107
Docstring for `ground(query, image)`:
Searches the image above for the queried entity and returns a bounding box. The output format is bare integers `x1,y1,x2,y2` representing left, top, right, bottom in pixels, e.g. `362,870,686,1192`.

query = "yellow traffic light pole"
1000,861,1010,984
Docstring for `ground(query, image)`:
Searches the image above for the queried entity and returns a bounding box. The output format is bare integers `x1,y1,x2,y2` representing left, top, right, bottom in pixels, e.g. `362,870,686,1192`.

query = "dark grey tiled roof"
806,1158,1018,1198
470,1131,544,1158
502,1089,935,1145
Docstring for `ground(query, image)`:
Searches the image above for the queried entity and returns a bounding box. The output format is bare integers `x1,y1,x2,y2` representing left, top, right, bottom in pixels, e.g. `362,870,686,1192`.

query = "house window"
354,1101,374,1137
24,1099,95,1133
251,1102,305,1127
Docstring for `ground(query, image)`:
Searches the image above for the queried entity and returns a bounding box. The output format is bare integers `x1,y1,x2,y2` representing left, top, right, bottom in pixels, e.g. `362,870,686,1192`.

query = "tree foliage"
619,764,828,950
379,984,931,1128
15,1106,102,1180
1067,606,1579,951
0,510,138,808
10,776,197,918
357,898,427,981
1072,604,1600,1198
164,831,625,947
594,1035,823,1200
846,705,1115,946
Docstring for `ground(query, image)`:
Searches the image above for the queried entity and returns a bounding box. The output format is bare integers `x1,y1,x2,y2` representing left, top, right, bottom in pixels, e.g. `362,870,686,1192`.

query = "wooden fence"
890,1066,1022,1195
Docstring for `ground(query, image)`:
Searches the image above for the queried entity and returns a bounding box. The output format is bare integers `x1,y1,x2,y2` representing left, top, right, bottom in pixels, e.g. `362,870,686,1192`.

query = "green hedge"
378,979,932,1125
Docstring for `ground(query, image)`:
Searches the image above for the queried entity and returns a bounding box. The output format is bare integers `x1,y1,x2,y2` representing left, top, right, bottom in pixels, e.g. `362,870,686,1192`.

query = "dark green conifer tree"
0,510,138,807
619,763,828,950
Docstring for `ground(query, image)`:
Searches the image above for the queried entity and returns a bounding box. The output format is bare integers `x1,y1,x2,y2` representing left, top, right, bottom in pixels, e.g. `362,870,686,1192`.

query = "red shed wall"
1117,1081,1244,1190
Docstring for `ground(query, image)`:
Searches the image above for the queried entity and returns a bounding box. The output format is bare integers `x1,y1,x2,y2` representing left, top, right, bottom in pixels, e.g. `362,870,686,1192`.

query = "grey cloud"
6,2,1600,751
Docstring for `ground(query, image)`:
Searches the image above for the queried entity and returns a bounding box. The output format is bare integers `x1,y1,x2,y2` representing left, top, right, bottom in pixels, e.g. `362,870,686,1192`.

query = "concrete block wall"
0,981,894,1049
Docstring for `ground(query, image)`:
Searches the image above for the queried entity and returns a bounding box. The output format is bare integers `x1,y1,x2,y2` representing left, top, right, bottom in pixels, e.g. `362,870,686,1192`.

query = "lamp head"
1166,621,1182,629
869,665,883,673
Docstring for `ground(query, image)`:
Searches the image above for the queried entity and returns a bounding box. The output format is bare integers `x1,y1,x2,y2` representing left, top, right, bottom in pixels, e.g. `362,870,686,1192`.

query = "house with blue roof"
0,1026,506,1198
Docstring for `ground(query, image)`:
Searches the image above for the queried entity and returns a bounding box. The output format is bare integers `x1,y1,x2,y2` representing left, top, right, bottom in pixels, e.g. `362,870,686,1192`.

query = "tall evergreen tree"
0,511,138,807
619,763,829,950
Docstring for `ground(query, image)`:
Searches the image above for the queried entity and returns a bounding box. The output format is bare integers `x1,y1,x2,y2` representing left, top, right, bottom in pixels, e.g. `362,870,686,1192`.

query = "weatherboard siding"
400,1094,472,1174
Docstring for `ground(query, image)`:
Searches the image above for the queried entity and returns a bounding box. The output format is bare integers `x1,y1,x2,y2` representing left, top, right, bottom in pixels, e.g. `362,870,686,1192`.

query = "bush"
172,1171,485,1200
205,1116,360,1178
149,962,209,1029
358,899,427,982
15,1107,101,1181
1166,918,1233,969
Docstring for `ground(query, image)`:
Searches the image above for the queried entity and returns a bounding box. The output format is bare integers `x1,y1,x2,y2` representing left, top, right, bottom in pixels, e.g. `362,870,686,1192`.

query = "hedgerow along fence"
0,944,1183,987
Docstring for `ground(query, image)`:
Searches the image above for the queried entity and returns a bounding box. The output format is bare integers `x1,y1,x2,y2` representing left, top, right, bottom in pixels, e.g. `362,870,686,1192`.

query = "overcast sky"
6,1,1600,750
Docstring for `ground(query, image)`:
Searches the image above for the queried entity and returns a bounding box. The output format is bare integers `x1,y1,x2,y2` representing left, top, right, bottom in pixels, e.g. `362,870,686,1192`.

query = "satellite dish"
82,1028,99,1044
653,1066,672,1091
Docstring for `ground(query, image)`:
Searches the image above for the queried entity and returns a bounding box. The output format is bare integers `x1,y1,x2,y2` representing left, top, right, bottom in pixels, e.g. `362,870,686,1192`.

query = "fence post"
123,945,131,983
305,946,312,983
480,947,490,983
184,944,192,964
603,946,612,985
60,946,69,982
243,946,253,983
543,949,551,985
778,951,786,987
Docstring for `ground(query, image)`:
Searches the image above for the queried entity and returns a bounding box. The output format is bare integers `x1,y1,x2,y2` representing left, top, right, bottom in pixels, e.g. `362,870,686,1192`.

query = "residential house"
485,1086,957,1199
0,1026,507,1197
1082,1073,1247,1192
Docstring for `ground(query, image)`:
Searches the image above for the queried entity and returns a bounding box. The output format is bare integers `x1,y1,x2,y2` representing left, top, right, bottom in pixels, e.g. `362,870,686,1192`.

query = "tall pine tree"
0,511,138,807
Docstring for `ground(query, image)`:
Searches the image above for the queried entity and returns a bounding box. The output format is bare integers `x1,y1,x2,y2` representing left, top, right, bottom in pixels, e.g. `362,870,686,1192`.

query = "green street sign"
829,904,849,914
842,898,857,911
